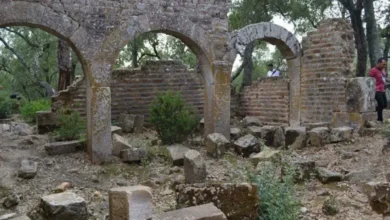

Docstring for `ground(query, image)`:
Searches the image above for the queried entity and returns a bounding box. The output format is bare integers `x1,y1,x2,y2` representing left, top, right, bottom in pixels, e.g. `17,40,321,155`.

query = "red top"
369,67,386,92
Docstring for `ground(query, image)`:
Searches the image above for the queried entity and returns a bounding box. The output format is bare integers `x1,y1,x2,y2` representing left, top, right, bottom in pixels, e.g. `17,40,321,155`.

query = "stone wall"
239,77,290,125
300,19,355,124
52,61,205,121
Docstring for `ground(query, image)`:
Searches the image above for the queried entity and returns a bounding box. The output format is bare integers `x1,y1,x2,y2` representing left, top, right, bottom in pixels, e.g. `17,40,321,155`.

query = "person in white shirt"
266,64,280,77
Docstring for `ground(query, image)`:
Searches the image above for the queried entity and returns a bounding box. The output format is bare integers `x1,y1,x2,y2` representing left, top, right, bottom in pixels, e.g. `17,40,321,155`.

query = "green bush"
53,109,86,141
0,91,18,119
149,90,199,144
20,99,51,123
248,162,301,220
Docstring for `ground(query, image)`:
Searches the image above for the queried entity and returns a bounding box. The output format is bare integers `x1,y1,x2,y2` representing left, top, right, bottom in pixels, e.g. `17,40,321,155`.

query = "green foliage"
322,196,339,216
53,109,86,141
20,99,51,123
149,91,199,144
0,91,18,119
248,162,300,220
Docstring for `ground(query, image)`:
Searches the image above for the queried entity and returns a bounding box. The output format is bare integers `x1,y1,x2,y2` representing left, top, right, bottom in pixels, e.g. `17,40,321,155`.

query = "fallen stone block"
205,133,230,158
306,127,330,147
18,159,38,179
11,123,31,136
167,145,191,166
346,77,376,113
261,126,277,146
273,127,285,148
0,214,30,220
0,124,11,133
112,134,132,157
184,150,207,184
345,168,377,184
291,159,316,182
359,128,379,137
3,193,18,209
302,122,330,131
234,134,260,157
40,192,88,220
316,167,343,184
153,203,227,220
230,127,242,140
54,182,73,193
111,126,123,136
247,126,262,138
120,148,147,163
36,111,57,134
109,186,152,220
329,126,353,143
250,148,281,166
45,140,84,156
242,116,262,127
285,127,306,149
365,182,390,217
119,113,144,133
176,183,258,220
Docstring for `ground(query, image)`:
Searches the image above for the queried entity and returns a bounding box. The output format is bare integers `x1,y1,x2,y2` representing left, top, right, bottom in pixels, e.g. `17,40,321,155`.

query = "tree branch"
2,27,40,48
0,36,32,74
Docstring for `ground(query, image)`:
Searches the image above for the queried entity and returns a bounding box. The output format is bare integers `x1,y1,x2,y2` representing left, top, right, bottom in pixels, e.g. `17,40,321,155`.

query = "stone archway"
230,22,302,126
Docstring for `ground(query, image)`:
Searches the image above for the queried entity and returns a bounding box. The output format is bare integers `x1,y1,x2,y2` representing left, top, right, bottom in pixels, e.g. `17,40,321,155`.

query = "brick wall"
239,77,290,125
300,19,355,124
52,61,205,121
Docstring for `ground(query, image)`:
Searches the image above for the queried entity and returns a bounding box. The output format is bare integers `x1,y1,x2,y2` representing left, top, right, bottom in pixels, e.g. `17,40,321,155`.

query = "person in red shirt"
369,58,388,122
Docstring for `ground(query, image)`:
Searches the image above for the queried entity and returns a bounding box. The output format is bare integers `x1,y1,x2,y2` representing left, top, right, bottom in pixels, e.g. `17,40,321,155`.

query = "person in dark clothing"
369,58,388,122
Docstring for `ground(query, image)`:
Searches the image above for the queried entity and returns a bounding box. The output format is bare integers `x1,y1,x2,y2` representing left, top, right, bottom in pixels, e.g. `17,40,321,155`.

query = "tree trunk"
384,37,390,62
364,0,381,67
57,39,72,91
242,41,255,87
351,9,368,76
132,40,138,68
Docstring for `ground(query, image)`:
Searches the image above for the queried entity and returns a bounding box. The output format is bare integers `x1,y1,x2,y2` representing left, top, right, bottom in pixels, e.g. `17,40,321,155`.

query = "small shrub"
0,91,18,119
53,109,86,141
149,91,199,144
20,99,51,123
248,162,301,220
322,196,339,216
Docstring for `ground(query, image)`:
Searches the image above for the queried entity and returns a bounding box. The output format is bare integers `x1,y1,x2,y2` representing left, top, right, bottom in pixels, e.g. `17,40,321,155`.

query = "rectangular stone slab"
153,203,227,220
44,140,84,155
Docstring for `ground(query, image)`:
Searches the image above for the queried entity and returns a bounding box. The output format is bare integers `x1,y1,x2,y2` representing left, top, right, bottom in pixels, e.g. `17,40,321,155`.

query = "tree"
364,0,382,67
57,39,72,91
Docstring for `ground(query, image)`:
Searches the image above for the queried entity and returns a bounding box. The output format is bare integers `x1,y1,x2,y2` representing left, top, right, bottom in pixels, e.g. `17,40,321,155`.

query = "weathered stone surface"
302,122,330,131
205,133,230,158
346,77,376,113
250,148,281,166
247,126,262,138
273,127,285,148
112,134,132,157
54,182,73,193
120,148,147,163
176,183,258,220
0,124,10,133
329,126,353,143
118,113,144,133
234,134,260,157
111,126,123,136
184,150,207,184
285,127,306,149
109,186,153,220
11,123,30,136
36,111,57,134
333,112,377,131
40,192,87,220
154,203,227,220
167,145,191,166
345,168,377,184
306,127,330,147
3,193,18,209
359,128,380,137
18,159,38,179
365,182,390,216
45,141,84,156
0,214,30,220
291,159,316,182
242,116,262,127
230,127,242,140
316,167,343,184
261,126,277,146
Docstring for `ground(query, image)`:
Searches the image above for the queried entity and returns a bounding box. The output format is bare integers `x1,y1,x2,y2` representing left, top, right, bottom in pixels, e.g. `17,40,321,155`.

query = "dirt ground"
0,117,387,219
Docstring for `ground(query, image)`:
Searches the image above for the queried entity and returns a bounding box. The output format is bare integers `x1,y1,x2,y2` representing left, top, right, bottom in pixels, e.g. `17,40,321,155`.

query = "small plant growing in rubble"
248,162,300,220
0,91,18,119
149,90,199,144
20,99,51,123
53,108,86,141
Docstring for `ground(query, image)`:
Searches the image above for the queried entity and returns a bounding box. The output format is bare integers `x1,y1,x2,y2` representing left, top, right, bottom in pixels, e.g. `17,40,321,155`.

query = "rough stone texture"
45,141,84,156
346,77,376,113
120,148,147,163
176,183,258,220
205,133,230,158
10,123,30,136
40,192,88,220
291,159,316,182
0,124,10,133
240,78,290,125
345,168,377,184
261,126,277,146
0,214,30,220
167,145,191,166
332,112,376,131
109,186,153,220
247,126,262,138
242,116,263,127
285,127,306,149
36,111,57,134
273,126,285,148
184,150,207,184
111,126,123,136
250,148,281,166
119,113,141,133
112,134,132,157
329,126,353,143
316,167,343,184
18,159,38,179
3,194,18,209
234,134,260,157
154,203,227,220
301,19,355,124
306,127,330,148
365,182,390,216
1,0,231,163
230,127,242,140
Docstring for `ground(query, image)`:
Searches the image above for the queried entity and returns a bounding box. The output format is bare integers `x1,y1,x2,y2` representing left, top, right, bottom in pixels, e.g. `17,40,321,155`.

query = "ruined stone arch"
230,22,302,126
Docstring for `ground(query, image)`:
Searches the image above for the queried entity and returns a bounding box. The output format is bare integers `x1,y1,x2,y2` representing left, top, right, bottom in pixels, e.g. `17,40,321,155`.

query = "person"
369,58,388,123
266,64,280,77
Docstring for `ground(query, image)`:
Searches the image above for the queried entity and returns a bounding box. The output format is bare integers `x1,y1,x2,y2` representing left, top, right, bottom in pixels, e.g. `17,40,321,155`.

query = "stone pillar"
86,61,112,164
204,61,231,140
287,57,302,127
